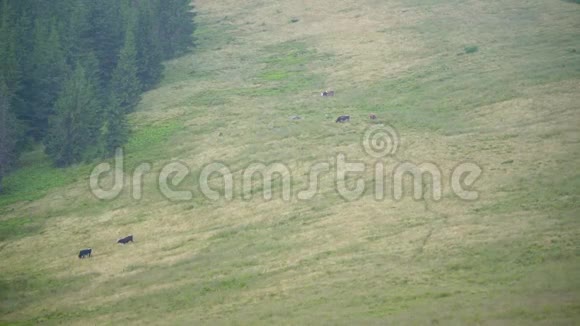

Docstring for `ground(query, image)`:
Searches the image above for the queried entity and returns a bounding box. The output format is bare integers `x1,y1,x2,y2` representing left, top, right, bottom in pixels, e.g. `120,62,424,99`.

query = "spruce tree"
0,0,20,95
111,25,141,112
103,96,128,156
0,79,18,193
159,0,196,59
63,0,92,67
136,0,164,90
86,0,124,84
13,10,34,115
44,64,100,167
27,20,70,140
82,52,106,154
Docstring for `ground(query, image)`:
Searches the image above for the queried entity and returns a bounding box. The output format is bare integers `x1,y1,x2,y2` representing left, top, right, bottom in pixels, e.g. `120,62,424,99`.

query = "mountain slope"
1,0,579,324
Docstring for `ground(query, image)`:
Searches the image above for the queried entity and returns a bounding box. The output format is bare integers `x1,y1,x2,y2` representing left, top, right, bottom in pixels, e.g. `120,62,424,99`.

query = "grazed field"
1,0,580,324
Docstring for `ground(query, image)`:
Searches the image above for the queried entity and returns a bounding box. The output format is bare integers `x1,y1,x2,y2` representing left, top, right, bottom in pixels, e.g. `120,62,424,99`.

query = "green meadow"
1,0,579,324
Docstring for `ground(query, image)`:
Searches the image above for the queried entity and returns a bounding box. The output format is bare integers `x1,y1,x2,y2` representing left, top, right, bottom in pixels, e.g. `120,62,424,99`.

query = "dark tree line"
0,0,195,192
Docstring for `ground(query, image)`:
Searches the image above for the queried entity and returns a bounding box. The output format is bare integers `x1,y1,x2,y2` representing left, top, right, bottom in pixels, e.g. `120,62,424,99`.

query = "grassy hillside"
1,0,579,324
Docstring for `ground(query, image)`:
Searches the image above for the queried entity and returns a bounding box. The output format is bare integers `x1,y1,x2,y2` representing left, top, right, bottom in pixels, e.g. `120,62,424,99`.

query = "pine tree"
0,79,18,193
44,64,101,167
111,24,141,112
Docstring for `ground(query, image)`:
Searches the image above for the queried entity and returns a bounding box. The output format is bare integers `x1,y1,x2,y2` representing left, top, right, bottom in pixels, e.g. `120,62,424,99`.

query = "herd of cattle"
78,234,133,259
78,90,372,259
320,90,378,123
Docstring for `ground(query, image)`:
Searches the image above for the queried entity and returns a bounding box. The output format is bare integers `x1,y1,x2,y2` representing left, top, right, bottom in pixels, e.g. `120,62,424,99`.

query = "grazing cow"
321,90,335,97
369,114,377,120
78,248,92,259
336,115,350,123
117,235,134,244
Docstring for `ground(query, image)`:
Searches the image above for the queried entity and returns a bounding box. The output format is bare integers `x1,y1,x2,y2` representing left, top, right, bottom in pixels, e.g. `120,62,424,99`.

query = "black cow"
369,114,377,120
78,248,92,259
117,235,134,244
336,115,350,123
